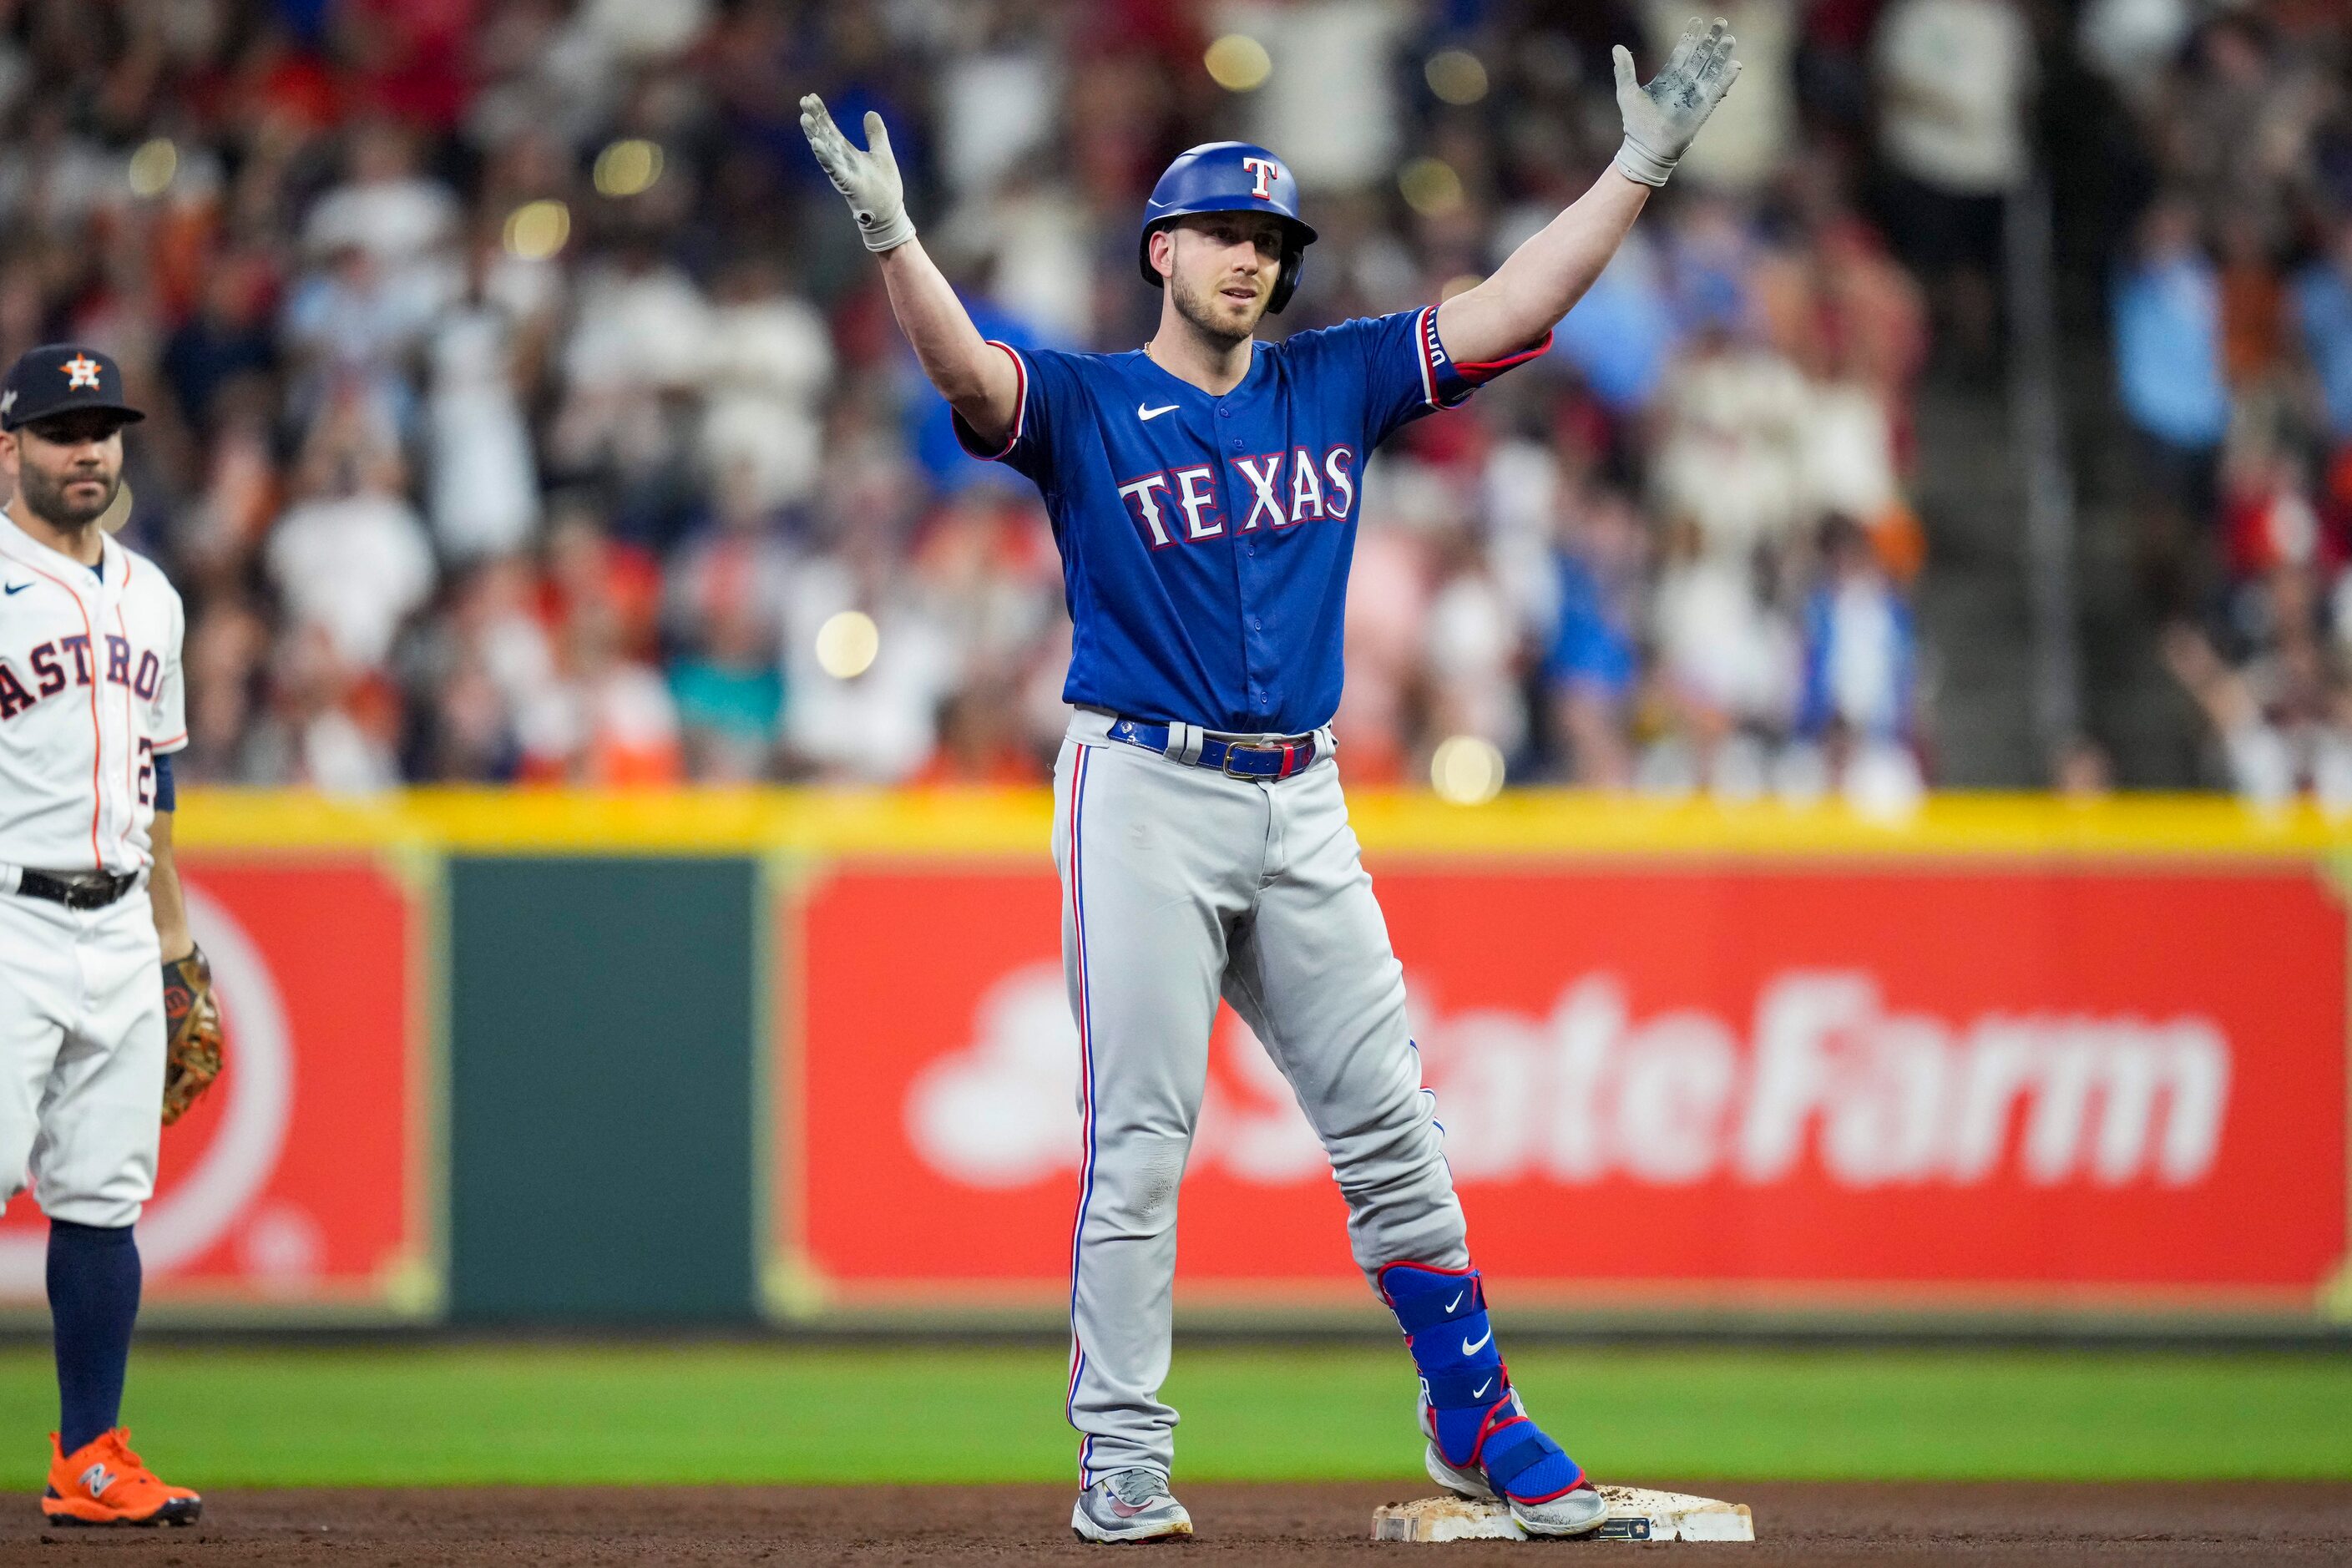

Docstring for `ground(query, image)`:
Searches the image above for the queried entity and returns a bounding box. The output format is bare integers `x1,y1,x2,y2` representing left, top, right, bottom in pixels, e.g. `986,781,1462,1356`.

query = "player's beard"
17,461,117,531
1169,266,1268,347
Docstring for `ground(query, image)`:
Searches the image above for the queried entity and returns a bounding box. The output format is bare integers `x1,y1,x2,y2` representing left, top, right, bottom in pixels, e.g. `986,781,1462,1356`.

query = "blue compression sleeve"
152,751,173,812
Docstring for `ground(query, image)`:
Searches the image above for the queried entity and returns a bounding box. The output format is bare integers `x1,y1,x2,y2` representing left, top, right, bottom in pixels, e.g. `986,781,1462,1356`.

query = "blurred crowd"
2098,3,2352,803
5,0,1985,796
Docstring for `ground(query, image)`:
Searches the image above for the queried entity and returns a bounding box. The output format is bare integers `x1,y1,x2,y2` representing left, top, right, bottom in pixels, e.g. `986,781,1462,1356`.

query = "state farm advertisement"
784,862,2347,1316
0,858,435,1318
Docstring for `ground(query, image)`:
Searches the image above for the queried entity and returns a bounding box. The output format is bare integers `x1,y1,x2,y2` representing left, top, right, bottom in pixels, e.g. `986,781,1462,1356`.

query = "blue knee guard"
1377,1262,1584,1505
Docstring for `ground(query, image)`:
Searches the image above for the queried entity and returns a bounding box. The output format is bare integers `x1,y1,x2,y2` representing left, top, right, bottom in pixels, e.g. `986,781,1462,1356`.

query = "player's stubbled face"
1162,215,1284,343
9,414,124,528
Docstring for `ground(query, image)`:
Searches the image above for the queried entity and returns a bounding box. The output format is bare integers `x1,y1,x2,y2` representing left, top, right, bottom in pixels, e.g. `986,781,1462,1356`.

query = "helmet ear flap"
1267,237,1305,314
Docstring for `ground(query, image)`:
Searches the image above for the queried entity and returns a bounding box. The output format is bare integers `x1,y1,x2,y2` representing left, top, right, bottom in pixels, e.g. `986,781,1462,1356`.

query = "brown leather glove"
161,946,223,1125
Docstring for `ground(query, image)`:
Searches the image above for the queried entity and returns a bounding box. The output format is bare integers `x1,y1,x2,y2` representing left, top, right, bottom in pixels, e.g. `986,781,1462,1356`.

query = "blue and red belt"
1106,717,1323,781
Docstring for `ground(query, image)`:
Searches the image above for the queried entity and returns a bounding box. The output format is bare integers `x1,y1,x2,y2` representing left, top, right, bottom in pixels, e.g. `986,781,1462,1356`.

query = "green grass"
2,1344,2345,1489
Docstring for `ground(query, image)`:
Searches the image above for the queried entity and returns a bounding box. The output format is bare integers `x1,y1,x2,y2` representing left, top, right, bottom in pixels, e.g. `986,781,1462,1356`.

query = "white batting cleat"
1070,1467,1195,1543
1419,1391,1609,1538
1423,1430,1610,1537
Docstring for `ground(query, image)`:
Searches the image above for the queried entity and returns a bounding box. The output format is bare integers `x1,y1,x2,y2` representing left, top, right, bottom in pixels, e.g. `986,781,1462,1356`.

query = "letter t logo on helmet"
1137,141,1319,314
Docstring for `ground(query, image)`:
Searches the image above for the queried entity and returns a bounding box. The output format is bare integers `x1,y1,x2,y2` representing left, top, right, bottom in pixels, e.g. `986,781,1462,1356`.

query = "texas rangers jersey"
0,511,186,875
959,307,1546,735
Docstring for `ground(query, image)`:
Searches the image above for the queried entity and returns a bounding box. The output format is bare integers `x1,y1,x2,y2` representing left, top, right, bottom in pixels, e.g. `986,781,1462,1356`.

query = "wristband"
1614,137,1677,188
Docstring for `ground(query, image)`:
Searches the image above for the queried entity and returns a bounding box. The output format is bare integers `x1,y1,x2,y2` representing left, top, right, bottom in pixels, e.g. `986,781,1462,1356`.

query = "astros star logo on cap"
60,354,100,389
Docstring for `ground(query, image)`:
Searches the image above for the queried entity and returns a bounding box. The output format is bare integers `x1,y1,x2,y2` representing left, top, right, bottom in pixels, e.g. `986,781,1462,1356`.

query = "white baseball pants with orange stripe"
0,882,164,1229
1051,710,1469,1485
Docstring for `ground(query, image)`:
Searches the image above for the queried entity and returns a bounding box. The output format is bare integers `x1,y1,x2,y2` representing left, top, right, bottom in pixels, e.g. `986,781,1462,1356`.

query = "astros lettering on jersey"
0,514,186,876
954,304,1546,735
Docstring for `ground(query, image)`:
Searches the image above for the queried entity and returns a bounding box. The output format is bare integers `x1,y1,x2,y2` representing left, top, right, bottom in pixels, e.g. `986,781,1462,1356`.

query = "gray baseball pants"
1052,709,1469,1485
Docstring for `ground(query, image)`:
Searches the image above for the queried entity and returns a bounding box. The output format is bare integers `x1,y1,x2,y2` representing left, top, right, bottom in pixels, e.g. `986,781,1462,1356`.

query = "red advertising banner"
782,861,2349,1317
0,856,436,1318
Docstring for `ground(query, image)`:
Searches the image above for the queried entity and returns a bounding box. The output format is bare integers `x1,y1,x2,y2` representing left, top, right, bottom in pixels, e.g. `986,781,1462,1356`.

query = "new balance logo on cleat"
80,1464,114,1498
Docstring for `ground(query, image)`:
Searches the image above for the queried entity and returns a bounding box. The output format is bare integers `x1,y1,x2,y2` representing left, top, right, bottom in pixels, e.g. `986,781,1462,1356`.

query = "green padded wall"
448,857,760,1321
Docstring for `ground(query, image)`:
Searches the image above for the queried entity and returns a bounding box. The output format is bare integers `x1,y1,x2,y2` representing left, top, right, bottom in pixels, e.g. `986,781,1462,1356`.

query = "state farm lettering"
908,967,2230,1193
1419,972,2228,1190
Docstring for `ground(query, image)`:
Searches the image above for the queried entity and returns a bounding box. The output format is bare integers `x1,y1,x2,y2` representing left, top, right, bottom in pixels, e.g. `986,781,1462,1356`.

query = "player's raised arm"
1435,18,1739,368
798,95,1021,448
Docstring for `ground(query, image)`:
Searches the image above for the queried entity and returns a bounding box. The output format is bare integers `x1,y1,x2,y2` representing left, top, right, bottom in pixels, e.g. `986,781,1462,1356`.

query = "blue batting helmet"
1137,142,1318,314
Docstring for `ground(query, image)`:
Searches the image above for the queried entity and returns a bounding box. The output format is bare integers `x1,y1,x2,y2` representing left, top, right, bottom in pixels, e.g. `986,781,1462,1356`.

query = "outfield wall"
1,788,2342,1332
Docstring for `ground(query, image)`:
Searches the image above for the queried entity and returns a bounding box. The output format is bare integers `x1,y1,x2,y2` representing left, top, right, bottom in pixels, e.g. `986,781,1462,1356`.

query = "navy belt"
1106,717,1322,781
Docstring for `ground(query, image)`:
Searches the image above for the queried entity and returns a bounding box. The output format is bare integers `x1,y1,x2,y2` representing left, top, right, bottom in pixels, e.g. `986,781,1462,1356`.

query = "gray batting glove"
799,94,916,253
1612,17,1741,188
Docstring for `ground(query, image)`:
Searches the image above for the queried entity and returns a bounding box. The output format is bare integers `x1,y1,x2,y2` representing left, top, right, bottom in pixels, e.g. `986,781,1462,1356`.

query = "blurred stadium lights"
815,610,881,680
503,199,570,260
1424,48,1490,106
1204,34,1272,93
593,139,665,200
1429,736,1505,805
1398,157,1466,218
127,138,177,200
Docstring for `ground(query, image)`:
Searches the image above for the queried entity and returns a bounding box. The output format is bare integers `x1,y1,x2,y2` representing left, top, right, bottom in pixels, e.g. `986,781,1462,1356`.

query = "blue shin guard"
1376,1262,1585,1505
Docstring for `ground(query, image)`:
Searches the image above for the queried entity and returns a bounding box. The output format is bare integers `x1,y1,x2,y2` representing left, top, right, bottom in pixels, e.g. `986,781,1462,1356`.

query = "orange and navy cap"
0,344,144,432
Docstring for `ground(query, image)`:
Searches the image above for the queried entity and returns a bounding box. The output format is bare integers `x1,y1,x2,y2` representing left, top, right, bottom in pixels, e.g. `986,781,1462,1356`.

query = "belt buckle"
1219,742,1275,778
1221,739,1308,779
64,874,122,908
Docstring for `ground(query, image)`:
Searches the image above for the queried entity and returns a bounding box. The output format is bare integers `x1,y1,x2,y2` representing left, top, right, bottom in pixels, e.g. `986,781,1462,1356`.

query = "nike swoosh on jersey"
1137,402,1180,421
1461,1326,1494,1354
2,582,28,595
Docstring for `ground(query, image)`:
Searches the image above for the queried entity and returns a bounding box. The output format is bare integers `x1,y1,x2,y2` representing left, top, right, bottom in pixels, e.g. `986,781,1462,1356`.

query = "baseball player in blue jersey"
804,19,1738,1542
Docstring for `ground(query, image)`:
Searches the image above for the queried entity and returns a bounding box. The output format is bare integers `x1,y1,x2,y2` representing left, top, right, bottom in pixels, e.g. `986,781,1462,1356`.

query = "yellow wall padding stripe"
173,787,2352,860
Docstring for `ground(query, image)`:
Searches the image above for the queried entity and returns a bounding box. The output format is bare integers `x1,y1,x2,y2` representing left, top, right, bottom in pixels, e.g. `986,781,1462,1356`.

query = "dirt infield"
1,1482,2348,1565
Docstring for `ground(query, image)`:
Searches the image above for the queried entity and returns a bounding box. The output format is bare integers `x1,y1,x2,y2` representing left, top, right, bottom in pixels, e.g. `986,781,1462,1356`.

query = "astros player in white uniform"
0,345,203,1525
805,20,1739,1542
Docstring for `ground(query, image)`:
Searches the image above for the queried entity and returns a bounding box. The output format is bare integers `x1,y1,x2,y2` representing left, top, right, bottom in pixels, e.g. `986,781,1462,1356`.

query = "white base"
1372,1485,1755,1543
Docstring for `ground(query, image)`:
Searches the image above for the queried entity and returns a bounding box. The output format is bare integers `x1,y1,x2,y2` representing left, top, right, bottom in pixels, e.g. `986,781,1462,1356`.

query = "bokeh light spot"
1430,736,1505,805
594,139,664,199
1206,35,1273,93
503,200,572,260
1425,49,1490,105
815,610,881,680
1399,157,1466,217
127,139,178,199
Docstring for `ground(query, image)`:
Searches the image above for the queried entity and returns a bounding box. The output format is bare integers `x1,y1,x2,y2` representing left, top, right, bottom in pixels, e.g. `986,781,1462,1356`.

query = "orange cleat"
41,1429,201,1527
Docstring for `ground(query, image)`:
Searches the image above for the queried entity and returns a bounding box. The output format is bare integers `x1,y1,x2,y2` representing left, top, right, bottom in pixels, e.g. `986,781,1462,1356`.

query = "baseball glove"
160,946,222,1126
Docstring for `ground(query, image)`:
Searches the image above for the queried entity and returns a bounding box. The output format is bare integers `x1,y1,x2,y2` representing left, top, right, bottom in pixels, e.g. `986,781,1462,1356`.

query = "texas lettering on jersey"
956,305,1549,735
0,513,188,875
1115,444,1355,548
